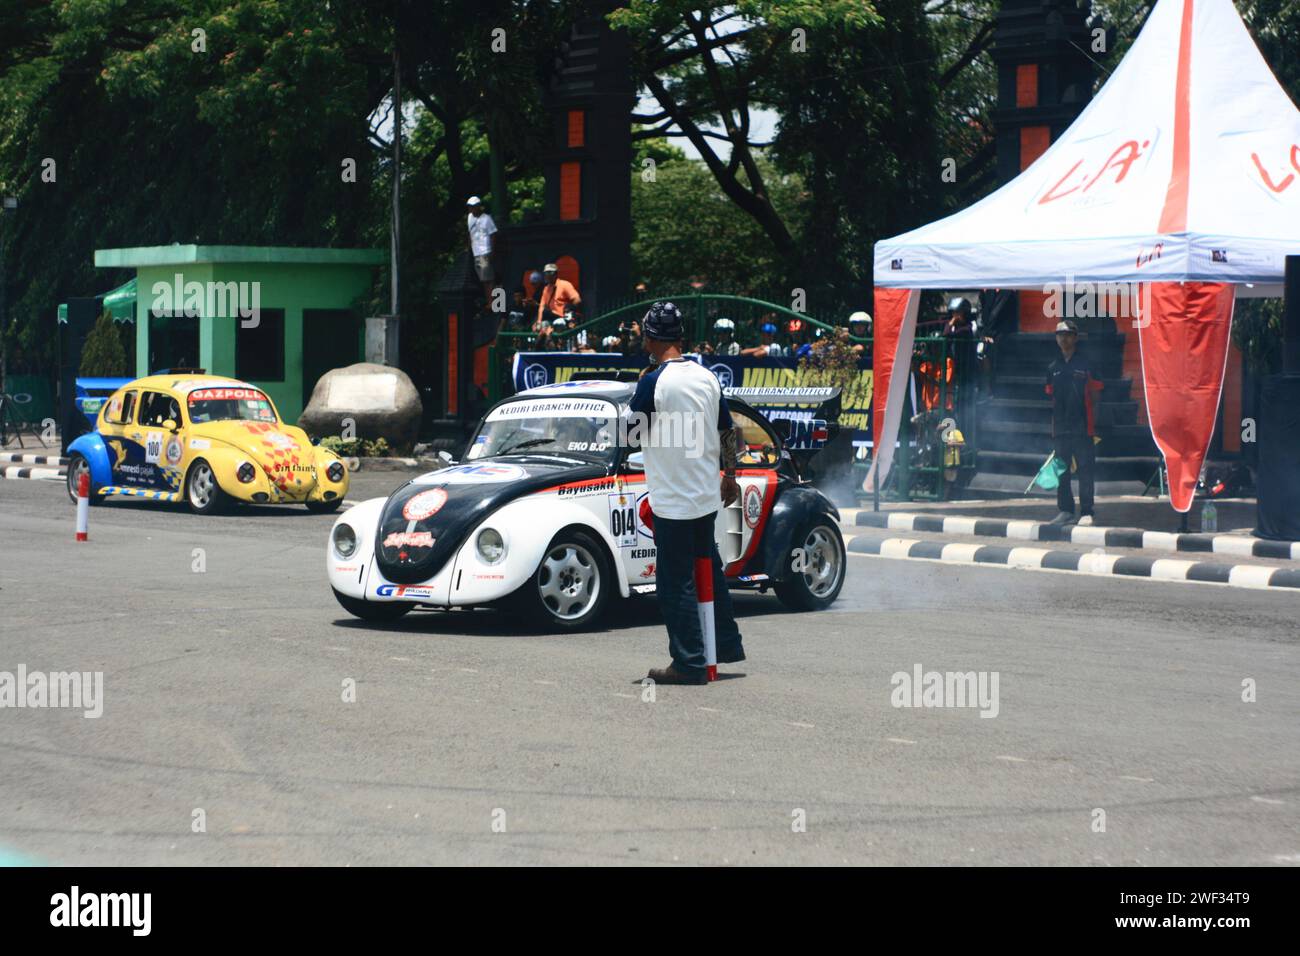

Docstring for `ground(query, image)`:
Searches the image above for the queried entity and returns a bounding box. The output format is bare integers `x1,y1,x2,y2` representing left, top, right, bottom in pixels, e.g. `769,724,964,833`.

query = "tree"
79,311,129,376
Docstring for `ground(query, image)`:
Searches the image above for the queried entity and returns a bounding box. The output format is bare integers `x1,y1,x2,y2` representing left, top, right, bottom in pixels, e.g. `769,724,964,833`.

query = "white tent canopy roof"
874,0,1300,296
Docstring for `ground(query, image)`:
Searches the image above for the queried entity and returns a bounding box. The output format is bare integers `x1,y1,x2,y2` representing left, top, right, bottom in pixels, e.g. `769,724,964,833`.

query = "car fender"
326,497,385,599
758,486,841,583
448,494,631,605
186,437,274,500
66,432,112,487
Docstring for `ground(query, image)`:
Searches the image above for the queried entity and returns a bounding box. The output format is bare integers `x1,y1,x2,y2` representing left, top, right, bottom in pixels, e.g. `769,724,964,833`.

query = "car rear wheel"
332,588,414,622
517,530,612,631
185,459,229,515
774,520,845,611
65,453,100,506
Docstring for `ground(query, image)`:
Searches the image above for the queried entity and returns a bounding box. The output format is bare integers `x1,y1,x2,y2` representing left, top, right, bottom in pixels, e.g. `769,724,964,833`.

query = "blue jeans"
652,512,743,675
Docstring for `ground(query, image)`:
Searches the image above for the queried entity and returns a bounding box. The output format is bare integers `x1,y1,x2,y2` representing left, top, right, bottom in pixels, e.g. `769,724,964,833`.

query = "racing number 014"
608,495,637,548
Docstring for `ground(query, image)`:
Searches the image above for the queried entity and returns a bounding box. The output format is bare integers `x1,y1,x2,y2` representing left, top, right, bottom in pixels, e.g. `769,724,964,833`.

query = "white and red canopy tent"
869,0,1300,511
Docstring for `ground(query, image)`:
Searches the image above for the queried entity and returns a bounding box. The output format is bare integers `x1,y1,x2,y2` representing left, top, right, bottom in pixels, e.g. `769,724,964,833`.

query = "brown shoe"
647,664,708,686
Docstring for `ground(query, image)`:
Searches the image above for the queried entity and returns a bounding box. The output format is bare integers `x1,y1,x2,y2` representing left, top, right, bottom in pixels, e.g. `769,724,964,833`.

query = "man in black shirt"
1045,320,1104,526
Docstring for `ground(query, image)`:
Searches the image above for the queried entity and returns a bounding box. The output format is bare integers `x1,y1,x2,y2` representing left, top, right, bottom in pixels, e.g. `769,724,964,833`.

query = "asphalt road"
1,473,1298,865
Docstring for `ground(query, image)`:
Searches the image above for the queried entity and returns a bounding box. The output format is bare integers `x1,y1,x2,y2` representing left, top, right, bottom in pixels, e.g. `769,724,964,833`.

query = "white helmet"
848,311,871,326
714,317,735,332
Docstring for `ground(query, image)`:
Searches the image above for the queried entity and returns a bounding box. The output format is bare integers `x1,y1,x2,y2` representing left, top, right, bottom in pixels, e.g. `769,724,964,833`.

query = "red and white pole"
694,557,717,682
75,471,89,542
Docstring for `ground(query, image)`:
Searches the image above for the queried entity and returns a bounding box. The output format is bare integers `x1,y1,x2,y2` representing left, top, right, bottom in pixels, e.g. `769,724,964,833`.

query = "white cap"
466,196,482,206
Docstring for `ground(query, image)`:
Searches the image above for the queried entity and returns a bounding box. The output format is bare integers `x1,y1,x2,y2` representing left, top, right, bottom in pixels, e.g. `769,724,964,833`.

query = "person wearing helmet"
629,301,745,685
943,297,975,339
536,263,581,331
741,321,787,358
713,317,740,356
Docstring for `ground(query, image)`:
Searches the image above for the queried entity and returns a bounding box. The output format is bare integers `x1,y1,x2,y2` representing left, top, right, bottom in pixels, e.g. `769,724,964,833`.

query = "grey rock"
298,362,423,448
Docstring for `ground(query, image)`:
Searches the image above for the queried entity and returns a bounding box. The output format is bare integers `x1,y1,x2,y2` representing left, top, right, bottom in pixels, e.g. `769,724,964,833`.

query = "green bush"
79,311,129,376
318,435,391,457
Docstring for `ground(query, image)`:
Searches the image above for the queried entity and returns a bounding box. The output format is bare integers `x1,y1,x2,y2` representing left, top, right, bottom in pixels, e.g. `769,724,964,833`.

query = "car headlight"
333,522,358,559
237,461,256,483
476,527,505,564
326,460,345,483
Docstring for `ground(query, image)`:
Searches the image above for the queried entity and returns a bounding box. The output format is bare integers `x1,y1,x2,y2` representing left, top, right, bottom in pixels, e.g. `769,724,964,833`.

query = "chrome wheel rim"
537,542,600,620
67,457,90,502
801,527,843,597
189,463,215,508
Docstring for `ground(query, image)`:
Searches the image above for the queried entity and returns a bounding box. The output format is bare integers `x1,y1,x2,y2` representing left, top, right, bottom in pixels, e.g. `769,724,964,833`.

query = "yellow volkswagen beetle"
65,372,349,514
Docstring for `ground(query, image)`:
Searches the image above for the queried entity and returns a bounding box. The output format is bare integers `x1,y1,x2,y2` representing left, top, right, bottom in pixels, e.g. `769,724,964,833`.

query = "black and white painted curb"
1,453,67,481
854,510,1300,561
842,533,1300,591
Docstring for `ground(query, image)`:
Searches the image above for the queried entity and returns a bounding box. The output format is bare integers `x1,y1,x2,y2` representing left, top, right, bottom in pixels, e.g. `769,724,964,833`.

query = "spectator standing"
713,318,741,355
465,196,497,303
1046,319,1104,526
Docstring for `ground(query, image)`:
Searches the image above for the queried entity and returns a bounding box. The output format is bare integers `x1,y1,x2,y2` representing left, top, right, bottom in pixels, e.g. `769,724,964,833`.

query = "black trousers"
652,512,743,676
1054,433,1096,516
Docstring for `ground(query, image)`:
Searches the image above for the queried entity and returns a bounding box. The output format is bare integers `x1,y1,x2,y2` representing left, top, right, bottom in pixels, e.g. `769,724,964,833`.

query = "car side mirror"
624,451,645,472
768,418,792,443
163,418,178,432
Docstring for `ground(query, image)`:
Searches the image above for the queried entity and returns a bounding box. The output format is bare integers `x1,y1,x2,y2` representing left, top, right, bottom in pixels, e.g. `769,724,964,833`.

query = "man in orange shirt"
535,263,581,330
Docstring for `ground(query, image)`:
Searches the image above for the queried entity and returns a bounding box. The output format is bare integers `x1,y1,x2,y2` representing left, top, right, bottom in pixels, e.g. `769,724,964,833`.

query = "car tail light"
237,461,256,483
327,461,345,483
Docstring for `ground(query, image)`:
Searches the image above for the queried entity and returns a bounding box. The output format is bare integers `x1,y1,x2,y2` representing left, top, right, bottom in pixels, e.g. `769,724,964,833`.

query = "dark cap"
643,301,685,341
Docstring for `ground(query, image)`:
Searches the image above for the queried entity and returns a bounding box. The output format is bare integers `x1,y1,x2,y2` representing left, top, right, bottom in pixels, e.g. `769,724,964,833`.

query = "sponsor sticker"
743,484,763,529
384,530,435,549
375,584,435,599
414,463,527,485
144,431,163,464
188,387,267,403
402,488,448,520
165,436,183,465
189,438,210,450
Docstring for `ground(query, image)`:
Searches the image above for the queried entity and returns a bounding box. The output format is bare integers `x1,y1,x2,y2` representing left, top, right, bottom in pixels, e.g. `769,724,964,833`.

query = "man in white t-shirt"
465,196,497,302
628,301,745,685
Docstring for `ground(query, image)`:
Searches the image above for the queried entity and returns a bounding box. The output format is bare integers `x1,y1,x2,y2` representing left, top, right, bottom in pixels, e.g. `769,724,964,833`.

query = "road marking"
1250,795,1285,805
996,755,1029,763
886,737,916,745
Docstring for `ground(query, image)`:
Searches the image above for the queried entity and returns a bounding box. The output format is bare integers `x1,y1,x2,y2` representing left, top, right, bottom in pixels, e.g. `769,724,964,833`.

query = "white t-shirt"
628,359,732,521
467,212,497,256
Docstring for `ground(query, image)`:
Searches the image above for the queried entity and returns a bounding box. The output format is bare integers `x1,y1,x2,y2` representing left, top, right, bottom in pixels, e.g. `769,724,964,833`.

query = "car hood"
374,457,606,584
193,420,320,490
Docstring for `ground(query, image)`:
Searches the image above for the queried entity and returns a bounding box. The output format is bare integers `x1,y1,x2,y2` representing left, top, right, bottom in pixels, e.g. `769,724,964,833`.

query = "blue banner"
510,352,873,445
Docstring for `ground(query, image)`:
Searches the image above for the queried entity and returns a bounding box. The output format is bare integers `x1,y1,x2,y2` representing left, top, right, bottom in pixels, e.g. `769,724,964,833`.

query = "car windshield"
186,386,278,424
467,395,619,464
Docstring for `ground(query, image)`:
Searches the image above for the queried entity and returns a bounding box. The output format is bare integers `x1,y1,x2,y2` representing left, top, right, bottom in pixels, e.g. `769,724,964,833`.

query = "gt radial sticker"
743,484,763,529
414,463,527,485
402,488,448,520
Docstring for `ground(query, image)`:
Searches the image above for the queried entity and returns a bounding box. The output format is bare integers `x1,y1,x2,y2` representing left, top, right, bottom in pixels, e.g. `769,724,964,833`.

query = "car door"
132,390,185,490
99,388,140,486
715,403,781,574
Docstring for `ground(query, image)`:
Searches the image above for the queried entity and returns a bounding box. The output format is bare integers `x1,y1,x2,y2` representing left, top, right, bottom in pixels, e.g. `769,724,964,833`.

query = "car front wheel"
774,520,846,611
516,529,612,631
332,588,414,622
185,459,229,515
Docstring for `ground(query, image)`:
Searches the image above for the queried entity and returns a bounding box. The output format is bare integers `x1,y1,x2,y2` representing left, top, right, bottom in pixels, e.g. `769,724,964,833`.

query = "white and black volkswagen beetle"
326,379,846,629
